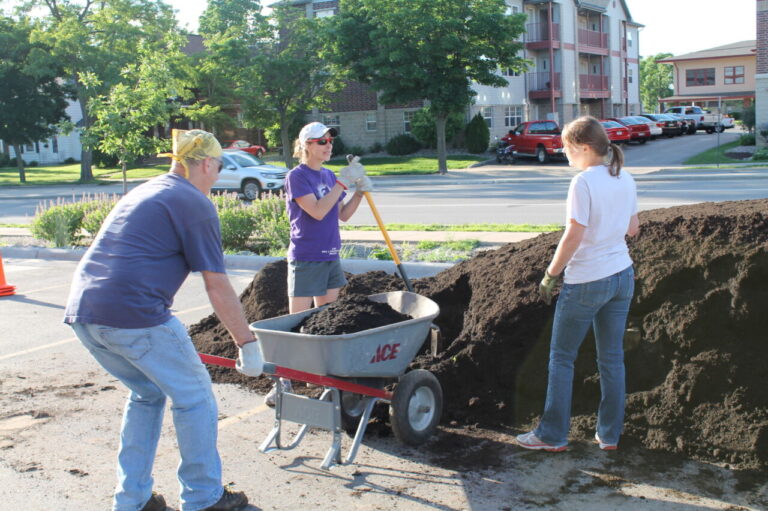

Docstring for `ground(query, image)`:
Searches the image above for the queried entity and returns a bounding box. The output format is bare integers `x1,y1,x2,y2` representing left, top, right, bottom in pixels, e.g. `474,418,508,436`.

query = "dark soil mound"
190,199,768,470
293,295,412,335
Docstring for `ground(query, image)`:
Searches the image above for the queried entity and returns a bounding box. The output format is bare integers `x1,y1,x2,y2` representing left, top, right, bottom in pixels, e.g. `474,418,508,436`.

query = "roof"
183,34,205,56
658,41,756,63
659,91,755,103
525,0,641,26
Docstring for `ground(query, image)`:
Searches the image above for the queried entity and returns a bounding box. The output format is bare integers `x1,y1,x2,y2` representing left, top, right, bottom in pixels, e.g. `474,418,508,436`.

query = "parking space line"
219,403,270,429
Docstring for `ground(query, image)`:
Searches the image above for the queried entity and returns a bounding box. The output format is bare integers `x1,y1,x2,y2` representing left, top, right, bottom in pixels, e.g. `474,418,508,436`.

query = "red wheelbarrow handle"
198,353,393,401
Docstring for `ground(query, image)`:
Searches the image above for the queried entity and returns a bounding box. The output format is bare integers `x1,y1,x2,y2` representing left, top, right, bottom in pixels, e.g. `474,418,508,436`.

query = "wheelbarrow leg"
344,397,380,465
260,386,334,453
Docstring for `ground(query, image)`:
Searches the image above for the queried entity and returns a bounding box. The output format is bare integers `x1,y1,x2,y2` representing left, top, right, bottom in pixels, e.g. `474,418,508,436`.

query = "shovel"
348,155,413,292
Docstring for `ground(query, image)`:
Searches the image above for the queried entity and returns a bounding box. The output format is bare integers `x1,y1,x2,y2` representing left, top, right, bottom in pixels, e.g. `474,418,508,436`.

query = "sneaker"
595,432,618,451
140,493,166,511
201,488,248,511
516,431,568,452
264,378,293,407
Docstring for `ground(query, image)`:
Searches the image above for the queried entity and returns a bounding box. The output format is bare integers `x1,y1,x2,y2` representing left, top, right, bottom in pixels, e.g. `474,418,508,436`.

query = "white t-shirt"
564,165,637,284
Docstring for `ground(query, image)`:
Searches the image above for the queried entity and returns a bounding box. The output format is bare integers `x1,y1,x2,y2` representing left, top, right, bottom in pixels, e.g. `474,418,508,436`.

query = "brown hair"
561,116,624,176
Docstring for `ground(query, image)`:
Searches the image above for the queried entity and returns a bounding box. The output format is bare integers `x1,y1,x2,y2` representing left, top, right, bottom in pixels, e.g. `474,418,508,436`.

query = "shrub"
0,153,10,167
251,193,290,255
368,246,393,260
330,136,347,158
31,197,88,247
347,145,366,157
81,194,119,237
369,142,384,154
92,148,119,168
28,160,39,167
411,107,465,149
64,157,78,164
742,104,756,133
752,148,768,161
738,134,756,146
211,193,257,252
386,134,421,155
465,113,490,154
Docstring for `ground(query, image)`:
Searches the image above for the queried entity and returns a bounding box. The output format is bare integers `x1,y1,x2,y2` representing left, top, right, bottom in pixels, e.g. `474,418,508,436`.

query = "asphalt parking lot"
1,257,765,511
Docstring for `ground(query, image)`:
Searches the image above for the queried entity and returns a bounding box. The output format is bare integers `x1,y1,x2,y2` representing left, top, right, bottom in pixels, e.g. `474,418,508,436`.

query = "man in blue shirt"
65,130,262,511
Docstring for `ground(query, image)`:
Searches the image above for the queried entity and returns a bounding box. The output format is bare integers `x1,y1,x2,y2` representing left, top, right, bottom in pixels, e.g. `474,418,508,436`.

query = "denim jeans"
71,317,224,511
534,265,634,447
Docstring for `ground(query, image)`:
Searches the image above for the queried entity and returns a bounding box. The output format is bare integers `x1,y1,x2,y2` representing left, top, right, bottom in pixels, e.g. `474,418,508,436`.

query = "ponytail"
607,142,624,177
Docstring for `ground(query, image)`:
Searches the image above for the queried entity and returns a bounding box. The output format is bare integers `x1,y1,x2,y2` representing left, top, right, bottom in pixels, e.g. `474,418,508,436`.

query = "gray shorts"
287,259,347,297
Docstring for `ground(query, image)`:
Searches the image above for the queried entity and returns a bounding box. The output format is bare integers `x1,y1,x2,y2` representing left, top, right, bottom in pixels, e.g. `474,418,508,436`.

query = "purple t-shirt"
285,163,346,261
64,173,226,328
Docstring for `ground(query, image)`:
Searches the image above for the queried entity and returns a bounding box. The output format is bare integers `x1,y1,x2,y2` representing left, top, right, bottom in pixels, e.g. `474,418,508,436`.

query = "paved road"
0,129,761,226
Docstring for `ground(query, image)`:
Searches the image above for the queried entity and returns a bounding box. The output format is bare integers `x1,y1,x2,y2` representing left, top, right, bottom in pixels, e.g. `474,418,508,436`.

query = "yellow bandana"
158,129,223,177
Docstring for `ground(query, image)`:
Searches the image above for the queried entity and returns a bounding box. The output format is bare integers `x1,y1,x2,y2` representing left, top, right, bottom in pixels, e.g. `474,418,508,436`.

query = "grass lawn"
0,163,169,186
683,140,744,166
342,223,561,232
323,155,487,175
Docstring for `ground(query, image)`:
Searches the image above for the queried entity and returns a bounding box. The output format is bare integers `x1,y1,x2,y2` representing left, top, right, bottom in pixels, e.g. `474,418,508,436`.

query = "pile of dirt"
190,199,768,470
293,295,412,335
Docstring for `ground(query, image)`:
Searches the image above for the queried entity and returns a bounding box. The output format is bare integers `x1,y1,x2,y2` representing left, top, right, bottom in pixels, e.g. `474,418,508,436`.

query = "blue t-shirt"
285,164,345,261
64,173,226,328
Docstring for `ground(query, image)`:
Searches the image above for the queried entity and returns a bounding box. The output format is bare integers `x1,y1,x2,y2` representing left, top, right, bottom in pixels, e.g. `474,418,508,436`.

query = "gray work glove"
338,154,366,188
236,340,264,377
354,175,374,192
539,270,562,306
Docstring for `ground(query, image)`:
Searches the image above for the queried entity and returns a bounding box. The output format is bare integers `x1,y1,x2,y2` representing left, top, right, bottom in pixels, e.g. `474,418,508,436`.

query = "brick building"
291,0,642,149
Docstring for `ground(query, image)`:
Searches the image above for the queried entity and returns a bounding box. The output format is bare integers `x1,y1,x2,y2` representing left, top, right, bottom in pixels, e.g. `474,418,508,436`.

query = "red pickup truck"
505,120,564,163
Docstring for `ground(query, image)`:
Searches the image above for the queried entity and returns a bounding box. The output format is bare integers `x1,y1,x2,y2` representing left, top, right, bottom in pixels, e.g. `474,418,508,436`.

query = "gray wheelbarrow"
248,291,442,470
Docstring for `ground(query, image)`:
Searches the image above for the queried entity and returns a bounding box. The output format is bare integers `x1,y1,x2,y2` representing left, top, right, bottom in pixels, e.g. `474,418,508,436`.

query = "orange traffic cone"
0,250,16,296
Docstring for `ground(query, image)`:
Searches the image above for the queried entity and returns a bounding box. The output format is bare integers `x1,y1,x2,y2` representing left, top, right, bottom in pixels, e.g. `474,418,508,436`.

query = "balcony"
578,29,608,55
579,74,610,99
528,72,561,99
525,22,561,50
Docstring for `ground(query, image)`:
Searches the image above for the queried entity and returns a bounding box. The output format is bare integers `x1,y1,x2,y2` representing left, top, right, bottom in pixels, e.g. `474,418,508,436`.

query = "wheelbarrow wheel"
389,370,443,446
340,391,371,435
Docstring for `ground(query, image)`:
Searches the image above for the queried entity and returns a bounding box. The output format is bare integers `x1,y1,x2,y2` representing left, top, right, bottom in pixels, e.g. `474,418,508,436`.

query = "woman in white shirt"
517,116,640,452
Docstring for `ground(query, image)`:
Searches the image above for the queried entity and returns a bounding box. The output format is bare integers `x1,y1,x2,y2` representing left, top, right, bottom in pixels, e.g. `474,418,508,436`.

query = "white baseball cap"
298,122,338,146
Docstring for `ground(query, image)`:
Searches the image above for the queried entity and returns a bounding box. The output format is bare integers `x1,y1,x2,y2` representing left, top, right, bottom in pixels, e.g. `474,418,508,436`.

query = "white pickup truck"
663,106,734,133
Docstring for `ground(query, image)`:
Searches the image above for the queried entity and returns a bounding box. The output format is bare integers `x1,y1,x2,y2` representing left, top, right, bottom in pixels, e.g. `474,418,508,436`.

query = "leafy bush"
386,134,421,155
752,148,768,161
738,134,756,146
81,194,119,237
368,246,393,260
64,157,78,164
28,160,39,167
347,145,366,157
411,107,465,149
92,148,120,168
0,153,10,167
742,104,756,133
330,136,347,157
251,193,290,255
31,197,88,247
369,142,384,154
465,113,490,154
211,193,257,252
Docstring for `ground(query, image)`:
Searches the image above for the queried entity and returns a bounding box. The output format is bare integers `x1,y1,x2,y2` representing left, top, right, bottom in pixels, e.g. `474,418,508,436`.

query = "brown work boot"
201,488,248,510
140,493,166,511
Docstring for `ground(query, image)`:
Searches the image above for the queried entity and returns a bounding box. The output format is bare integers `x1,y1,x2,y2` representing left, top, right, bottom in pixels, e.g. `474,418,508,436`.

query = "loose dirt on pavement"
191,198,768,475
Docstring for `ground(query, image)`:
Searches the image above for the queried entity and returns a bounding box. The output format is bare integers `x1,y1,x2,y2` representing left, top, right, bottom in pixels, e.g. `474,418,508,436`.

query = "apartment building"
292,0,642,148
657,40,756,115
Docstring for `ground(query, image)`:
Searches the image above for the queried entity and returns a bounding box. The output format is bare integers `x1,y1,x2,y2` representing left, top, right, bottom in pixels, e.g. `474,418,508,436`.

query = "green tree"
0,16,70,182
201,1,342,168
465,113,490,154
83,39,193,193
640,53,673,113
327,0,527,173
411,107,464,149
28,0,179,181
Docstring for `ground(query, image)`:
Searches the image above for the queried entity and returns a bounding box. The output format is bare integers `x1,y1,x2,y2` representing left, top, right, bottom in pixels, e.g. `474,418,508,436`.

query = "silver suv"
213,150,288,200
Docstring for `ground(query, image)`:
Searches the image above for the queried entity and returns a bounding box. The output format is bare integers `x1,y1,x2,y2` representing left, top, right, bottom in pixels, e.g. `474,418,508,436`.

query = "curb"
2,246,455,278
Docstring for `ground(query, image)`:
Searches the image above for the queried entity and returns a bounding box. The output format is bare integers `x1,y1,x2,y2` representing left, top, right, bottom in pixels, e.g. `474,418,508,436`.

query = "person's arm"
294,184,345,221
201,270,254,347
546,219,586,276
339,189,365,222
627,213,640,237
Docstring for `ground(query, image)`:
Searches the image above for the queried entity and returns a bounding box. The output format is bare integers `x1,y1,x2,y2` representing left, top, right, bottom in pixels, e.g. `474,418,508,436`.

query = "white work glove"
236,340,264,377
354,175,374,192
338,154,366,188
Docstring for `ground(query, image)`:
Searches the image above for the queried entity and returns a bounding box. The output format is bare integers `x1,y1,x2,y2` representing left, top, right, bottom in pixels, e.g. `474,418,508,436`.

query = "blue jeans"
535,265,634,446
71,318,224,511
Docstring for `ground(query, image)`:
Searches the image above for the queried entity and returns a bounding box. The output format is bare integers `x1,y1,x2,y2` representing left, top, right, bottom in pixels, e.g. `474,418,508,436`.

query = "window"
323,115,340,135
403,111,414,133
504,105,523,127
628,68,633,84
366,112,377,131
627,32,632,47
481,106,493,128
314,8,335,18
686,68,715,86
502,67,520,77
724,66,745,85
25,143,34,152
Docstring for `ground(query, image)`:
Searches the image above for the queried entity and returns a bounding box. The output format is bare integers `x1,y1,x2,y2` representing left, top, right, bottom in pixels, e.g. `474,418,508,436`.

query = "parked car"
609,117,651,144
213,150,287,200
638,114,683,138
628,116,662,139
504,120,564,163
663,106,734,133
665,113,696,135
599,120,632,144
221,139,267,157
